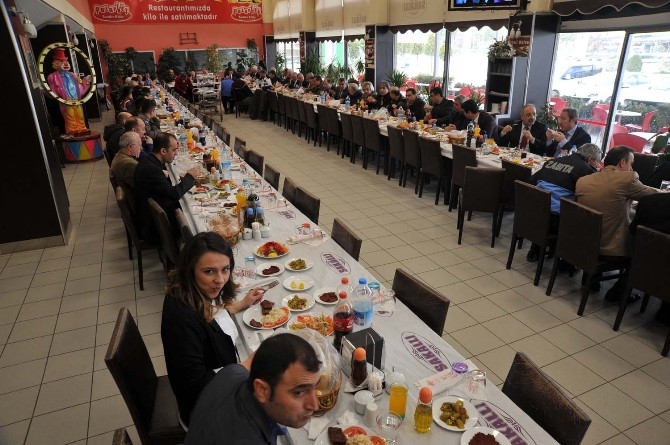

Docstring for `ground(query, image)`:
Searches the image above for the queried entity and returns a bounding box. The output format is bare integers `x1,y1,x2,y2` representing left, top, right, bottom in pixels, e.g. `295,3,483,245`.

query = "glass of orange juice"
388,382,408,419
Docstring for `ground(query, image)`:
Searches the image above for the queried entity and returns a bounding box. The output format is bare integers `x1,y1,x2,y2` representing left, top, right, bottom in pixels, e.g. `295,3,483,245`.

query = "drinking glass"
467,369,487,395
375,289,397,316
388,382,408,419
266,193,277,209
376,412,401,444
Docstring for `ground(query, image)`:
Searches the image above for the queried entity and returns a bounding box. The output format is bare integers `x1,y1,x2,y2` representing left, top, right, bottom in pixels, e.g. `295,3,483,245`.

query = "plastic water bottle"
320,91,326,104
345,96,351,111
397,106,405,121
353,278,373,328
569,144,577,154
221,160,232,181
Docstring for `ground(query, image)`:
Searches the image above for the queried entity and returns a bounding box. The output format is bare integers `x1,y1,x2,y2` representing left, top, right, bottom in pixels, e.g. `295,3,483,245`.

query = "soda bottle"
337,277,353,298
333,291,353,351
353,278,373,328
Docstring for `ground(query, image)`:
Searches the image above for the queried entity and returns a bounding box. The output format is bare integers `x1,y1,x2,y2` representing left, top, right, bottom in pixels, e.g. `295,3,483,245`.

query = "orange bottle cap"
419,387,432,403
353,347,367,361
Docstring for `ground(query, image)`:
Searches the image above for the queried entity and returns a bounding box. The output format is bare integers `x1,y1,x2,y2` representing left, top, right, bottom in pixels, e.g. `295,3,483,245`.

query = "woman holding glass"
161,232,265,427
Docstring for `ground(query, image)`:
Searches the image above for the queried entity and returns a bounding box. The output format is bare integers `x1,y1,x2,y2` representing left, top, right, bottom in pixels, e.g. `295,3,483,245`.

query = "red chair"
592,104,609,123
608,123,629,148
625,110,656,132
550,97,567,118
611,132,647,153
458,87,471,97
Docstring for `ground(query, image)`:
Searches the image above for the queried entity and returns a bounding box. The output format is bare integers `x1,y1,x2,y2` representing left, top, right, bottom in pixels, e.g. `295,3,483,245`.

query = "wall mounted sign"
90,0,263,24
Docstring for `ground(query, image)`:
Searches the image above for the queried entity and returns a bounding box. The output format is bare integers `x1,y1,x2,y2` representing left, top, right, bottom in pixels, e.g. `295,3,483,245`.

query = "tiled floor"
0,109,668,445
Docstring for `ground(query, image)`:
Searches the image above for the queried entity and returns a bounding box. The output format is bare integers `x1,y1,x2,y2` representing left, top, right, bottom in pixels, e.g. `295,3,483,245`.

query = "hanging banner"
89,0,263,24
507,15,532,57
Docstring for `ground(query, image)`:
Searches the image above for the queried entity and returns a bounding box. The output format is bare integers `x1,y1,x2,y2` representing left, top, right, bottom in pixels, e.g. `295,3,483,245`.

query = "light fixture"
9,7,37,38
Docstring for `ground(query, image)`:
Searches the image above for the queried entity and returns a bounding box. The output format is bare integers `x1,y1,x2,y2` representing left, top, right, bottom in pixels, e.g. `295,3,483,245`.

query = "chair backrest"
282,176,298,204
263,163,281,190
550,97,567,117
287,97,297,120
452,144,478,187
502,352,591,445
387,126,404,162
402,129,421,168
632,153,658,186
331,217,362,261
247,149,265,175
363,117,381,151
105,308,159,445
392,268,450,335
513,181,552,245
147,198,180,268
324,106,341,136
104,149,114,167
611,123,628,136
267,92,279,112
221,127,232,147
418,137,443,177
350,114,366,147
304,101,317,127
112,428,134,445
500,159,533,207
277,93,287,115
340,113,354,142
234,137,246,155
238,145,249,162
295,187,321,224
316,104,329,131
556,198,602,273
297,98,307,124
591,106,608,124
641,110,656,132
627,226,670,299
612,133,646,153
115,186,142,246
175,208,193,244
462,167,504,212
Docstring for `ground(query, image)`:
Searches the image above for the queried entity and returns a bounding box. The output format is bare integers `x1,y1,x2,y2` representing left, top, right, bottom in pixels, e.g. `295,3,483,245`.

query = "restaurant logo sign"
321,17,334,29
475,401,538,445
89,0,263,24
321,252,351,274
403,0,426,17
402,332,449,372
276,209,295,219
351,13,367,24
92,1,132,22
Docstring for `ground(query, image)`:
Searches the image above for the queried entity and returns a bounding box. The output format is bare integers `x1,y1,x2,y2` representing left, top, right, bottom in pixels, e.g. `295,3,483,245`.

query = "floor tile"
0,419,30,444
542,356,606,396
443,305,479,333
8,315,57,343
612,370,670,415
88,394,133,437
624,416,670,445
417,269,460,288
489,269,530,288
451,324,505,355
67,263,102,281
602,334,662,367
568,314,623,343
0,275,34,293
510,335,567,367
476,344,516,380
511,306,563,332
572,398,620,445
30,268,69,287
444,262,487,281
63,276,100,297
486,288,534,313
55,306,98,333
573,345,636,381
91,369,119,401
59,290,99,313
0,386,40,426
540,324,596,355
16,298,61,322
0,289,27,309
100,270,135,290
437,282,483,305
25,402,89,445
43,348,94,383
50,326,96,356
600,433,637,445
465,275,509,296
34,373,92,416
24,282,65,303
400,256,441,274
483,315,535,343
459,297,507,323
0,305,20,326
0,336,52,368
98,284,136,306
0,262,38,279
579,383,654,431
0,359,46,395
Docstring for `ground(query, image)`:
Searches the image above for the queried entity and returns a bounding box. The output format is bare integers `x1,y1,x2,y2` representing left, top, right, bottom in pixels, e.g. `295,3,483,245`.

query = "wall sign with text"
90,0,263,24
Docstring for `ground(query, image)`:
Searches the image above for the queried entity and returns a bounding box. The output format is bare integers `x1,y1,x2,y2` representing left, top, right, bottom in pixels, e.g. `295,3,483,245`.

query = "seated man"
103,111,131,160
138,99,160,139
575,145,658,300
125,117,152,158
330,77,347,100
546,107,591,157
134,132,199,243
403,88,426,121
430,94,467,129
498,104,548,155
342,82,362,104
424,87,453,123
526,143,601,261
110,132,142,209
387,87,406,116
462,99,497,139
185,333,321,445
232,72,254,107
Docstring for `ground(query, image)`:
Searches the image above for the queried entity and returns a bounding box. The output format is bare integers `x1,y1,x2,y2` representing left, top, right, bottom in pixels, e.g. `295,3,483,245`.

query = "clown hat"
52,47,69,61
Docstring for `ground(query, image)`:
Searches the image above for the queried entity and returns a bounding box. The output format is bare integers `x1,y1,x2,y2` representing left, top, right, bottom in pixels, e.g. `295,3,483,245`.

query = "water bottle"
333,290,354,352
466,120,475,147
353,278,373,328
221,160,232,181
345,96,351,111
397,106,405,121
320,91,326,104
569,144,577,154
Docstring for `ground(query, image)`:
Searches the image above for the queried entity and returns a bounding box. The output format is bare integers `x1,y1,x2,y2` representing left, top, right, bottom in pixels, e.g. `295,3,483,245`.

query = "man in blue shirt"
220,70,234,114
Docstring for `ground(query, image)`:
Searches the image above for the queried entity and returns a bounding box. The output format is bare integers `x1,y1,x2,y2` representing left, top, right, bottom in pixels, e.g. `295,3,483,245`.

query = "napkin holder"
341,328,385,377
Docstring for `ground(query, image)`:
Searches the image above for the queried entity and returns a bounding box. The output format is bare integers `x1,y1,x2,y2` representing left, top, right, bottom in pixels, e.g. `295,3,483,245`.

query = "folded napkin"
414,360,487,401
286,231,329,246
307,415,330,440
337,410,356,426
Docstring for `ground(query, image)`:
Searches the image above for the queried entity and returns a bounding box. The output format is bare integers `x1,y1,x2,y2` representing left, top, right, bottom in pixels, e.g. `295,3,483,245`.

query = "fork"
259,280,279,292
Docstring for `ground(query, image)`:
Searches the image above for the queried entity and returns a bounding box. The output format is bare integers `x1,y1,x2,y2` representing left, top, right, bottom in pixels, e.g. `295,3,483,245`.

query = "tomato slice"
343,426,367,437
370,436,385,445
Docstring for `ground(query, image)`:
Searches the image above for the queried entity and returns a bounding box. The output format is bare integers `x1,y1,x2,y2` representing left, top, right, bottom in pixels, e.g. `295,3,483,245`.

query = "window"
346,39,365,80
394,30,446,92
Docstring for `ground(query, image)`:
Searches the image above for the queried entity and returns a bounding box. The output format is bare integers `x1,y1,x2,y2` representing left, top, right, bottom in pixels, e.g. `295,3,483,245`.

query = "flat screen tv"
448,0,523,10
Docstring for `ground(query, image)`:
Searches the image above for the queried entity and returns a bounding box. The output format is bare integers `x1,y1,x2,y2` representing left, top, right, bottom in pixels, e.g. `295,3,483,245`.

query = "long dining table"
157,89,558,445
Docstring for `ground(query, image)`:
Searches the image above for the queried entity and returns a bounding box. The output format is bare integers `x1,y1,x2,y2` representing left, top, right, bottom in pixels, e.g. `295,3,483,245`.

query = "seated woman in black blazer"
161,232,265,426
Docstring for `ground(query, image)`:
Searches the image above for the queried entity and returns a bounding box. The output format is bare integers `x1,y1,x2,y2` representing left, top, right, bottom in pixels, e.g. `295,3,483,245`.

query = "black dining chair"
417,136,448,205
331,218,362,261
392,268,450,335
386,126,405,185
263,163,281,190
295,187,321,224
350,114,366,165
340,113,354,160
282,176,298,205
234,137,246,156
402,129,422,193
247,149,265,175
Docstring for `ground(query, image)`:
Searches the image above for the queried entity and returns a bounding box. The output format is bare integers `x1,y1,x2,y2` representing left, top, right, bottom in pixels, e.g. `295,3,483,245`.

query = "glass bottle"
333,291,354,352
414,387,433,433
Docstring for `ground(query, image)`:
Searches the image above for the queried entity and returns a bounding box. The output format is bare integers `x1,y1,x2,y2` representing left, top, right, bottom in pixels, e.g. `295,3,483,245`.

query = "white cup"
242,228,252,240
252,230,261,240
364,402,378,427
354,390,374,415
491,103,500,114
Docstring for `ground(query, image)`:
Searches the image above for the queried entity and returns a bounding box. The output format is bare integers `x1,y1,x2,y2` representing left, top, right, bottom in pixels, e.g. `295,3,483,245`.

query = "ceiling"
14,0,94,36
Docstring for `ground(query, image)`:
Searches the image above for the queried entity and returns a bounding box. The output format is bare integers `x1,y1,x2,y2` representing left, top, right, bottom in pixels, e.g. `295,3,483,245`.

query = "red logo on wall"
231,3,262,22
92,1,132,22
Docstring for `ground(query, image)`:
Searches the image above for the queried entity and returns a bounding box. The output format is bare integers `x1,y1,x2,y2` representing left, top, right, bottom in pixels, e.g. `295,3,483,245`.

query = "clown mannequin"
47,47,90,136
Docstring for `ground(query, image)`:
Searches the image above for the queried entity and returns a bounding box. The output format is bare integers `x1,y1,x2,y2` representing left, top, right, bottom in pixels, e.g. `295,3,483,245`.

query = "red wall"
93,22,272,62
67,0,93,23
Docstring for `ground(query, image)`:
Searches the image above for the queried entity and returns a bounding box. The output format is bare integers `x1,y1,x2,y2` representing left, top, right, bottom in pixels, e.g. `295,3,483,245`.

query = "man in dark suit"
424,87,453,123
134,132,199,243
546,107,591,157
498,104,548,155
462,99,497,139
404,87,426,120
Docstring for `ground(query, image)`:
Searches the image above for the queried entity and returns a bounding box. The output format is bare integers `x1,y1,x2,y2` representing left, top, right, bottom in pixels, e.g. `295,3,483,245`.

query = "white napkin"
307,415,330,440
337,410,356,426
414,360,487,401
286,231,329,246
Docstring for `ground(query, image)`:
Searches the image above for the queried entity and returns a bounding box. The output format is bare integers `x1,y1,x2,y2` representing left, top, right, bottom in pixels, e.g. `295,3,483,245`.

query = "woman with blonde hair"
161,232,264,426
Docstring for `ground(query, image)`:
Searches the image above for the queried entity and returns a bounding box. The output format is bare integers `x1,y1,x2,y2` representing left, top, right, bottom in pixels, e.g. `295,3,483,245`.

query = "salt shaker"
364,402,378,428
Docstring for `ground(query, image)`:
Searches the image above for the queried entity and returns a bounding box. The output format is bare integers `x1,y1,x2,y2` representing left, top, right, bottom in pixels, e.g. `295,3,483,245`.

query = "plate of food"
242,303,290,330
433,396,478,432
460,427,511,445
314,425,385,445
255,241,290,258
288,313,334,337
255,262,285,278
213,179,237,190
313,287,338,305
283,276,314,291
282,293,315,312
284,257,313,272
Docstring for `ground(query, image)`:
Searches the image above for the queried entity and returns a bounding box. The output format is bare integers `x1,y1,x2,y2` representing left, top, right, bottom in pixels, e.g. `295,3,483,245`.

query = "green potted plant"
538,102,559,130
157,47,183,80
98,40,131,87
488,40,514,60
205,44,221,74
386,69,407,88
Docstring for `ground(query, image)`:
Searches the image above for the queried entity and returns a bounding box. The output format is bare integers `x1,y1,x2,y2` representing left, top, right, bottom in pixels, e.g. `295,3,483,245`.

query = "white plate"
284,257,314,272
287,312,334,336
433,396,479,432
313,287,338,305
254,241,290,259
281,293,315,312
242,305,290,330
460,427,512,445
255,262,285,277
283,276,314,291
314,425,382,445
